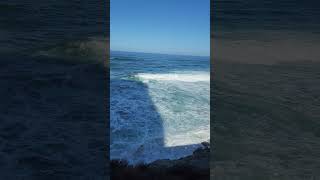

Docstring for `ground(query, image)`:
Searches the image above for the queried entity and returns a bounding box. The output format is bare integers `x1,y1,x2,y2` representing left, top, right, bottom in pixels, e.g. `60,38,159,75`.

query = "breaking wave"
134,71,210,83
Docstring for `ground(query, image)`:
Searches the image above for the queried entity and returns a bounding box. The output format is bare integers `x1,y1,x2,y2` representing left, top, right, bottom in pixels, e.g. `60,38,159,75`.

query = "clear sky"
111,0,210,56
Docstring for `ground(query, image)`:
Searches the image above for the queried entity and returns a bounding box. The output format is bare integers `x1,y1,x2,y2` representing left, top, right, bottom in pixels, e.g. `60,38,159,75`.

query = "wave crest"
134,72,210,83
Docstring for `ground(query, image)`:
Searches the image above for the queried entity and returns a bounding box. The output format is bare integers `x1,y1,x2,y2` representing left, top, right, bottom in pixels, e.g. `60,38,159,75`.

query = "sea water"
110,51,210,164
0,1,108,178
211,0,320,178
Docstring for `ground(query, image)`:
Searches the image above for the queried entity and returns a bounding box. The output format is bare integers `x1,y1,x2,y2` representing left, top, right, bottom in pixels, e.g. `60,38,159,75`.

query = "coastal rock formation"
111,144,210,180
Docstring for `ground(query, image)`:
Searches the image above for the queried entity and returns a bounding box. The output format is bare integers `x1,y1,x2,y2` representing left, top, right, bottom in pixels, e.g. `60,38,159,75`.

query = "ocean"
0,1,108,179
212,0,320,179
110,51,210,164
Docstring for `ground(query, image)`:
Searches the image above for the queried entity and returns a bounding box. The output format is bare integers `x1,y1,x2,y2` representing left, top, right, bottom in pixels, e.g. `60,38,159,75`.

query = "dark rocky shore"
111,143,210,180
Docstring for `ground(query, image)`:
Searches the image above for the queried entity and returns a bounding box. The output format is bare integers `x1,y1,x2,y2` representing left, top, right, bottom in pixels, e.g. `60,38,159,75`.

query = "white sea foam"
111,70,210,164
134,71,210,82
134,71,210,148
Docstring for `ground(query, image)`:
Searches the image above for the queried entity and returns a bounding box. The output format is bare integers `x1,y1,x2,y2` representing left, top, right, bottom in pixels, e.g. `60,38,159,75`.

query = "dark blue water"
110,51,210,164
111,51,209,78
0,0,107,55
0,1,108,179
212,0,320,64
213,0,320,33
212,0,320,178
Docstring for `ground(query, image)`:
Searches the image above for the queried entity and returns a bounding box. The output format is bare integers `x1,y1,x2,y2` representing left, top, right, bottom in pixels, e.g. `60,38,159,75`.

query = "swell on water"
213,31,320,64
34,37,108,66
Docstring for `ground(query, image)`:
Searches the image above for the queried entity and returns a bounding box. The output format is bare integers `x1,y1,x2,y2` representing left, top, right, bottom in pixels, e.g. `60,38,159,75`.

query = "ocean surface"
110,51,210,164
0,0,107,55
0,1,108,179
212,0,320,179
212,0,320,65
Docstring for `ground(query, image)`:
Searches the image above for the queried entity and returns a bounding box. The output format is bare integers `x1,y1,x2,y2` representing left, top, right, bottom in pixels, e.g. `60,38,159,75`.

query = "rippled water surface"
110,51,210,164
0,1,108,179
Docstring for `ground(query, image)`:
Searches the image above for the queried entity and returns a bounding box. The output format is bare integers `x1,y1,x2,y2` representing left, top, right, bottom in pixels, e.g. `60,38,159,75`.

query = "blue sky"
111,0,210,56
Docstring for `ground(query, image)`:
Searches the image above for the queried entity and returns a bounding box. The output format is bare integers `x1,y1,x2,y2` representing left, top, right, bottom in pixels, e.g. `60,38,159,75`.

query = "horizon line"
110,49,210,58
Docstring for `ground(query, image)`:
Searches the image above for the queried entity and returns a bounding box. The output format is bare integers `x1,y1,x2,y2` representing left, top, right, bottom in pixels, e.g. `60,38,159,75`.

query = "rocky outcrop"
111,144,210,180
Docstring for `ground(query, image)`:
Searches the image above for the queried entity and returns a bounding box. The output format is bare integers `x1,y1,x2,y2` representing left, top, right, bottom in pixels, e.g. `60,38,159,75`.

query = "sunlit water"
110,51,210,164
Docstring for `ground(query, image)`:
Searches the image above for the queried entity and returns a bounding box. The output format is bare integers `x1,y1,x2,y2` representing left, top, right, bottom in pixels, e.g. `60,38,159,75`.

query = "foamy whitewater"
110,51,210,164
